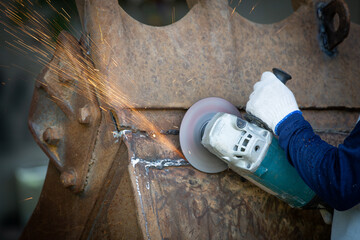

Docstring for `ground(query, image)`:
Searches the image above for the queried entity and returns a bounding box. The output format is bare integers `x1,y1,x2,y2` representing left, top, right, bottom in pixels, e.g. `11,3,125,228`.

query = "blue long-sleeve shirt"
277,112,360,211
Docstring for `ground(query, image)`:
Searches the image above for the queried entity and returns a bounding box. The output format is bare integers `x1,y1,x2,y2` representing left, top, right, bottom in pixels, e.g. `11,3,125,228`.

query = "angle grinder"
179,69,318,208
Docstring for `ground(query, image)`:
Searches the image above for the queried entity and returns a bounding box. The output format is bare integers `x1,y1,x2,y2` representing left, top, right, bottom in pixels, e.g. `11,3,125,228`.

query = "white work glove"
246,71,301,135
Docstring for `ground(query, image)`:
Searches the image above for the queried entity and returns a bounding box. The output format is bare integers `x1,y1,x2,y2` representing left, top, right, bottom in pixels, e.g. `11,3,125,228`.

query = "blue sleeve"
277,112,360,211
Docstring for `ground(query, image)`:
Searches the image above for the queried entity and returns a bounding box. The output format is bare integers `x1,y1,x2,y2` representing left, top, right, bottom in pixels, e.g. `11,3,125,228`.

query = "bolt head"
78,106,92,125
60,171,76,188
43,127,61,145
58,61,75,84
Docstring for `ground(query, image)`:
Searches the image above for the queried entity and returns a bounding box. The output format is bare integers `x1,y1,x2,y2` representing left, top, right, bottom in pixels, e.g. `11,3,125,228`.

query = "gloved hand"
246,71,301,135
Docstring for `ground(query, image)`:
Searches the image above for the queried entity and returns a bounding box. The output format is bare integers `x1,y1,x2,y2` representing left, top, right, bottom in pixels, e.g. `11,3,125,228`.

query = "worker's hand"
246,71,301,135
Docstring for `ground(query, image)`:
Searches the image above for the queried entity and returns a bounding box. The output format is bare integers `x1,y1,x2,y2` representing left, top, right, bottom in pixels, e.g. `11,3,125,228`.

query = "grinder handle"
244,68,292,132
272,68,292,85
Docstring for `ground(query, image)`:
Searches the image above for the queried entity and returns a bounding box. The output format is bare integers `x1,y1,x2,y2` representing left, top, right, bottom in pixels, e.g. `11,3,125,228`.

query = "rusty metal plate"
78,0,360,109
129,161,330,239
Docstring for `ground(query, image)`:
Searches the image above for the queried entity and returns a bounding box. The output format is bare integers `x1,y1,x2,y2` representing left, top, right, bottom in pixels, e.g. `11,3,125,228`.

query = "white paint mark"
130,157,189,174
112,130,132,141
132,158,140,168
135,175,150,239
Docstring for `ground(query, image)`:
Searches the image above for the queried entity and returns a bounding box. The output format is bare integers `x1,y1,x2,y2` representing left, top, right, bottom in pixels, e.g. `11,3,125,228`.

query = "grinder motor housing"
201,112,316,208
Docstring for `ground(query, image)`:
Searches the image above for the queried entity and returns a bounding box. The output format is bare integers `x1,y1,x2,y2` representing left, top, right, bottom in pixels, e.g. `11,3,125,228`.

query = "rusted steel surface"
129,159,324,239
24,33,143,238
302,110,358,132
23,0,360,239
77,0,360,109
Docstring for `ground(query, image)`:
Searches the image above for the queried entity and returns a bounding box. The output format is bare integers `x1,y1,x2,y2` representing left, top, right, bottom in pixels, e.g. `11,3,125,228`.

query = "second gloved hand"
246,71,301,135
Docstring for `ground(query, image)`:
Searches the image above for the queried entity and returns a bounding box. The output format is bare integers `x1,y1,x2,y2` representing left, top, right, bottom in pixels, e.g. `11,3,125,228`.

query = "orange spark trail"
249,2,259,15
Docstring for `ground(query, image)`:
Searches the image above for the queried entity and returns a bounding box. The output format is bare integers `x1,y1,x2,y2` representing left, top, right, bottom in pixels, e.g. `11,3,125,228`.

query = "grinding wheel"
179,97,241,173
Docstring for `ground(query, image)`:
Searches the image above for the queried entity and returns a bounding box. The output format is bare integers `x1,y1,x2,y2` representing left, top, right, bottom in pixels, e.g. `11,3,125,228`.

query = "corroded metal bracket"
22,0,360,239
317,0,350,55
28,32,101,193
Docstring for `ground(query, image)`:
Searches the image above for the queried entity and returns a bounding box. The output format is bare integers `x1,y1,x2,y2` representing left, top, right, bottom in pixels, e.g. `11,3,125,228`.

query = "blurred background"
0,0,359,239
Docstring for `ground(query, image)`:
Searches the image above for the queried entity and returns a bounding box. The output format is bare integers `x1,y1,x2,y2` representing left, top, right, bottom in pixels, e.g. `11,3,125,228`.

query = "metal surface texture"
77,0,360,109
22,0,360,239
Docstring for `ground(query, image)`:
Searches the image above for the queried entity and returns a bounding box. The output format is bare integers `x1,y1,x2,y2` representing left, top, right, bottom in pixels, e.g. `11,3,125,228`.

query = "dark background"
0,0,359,239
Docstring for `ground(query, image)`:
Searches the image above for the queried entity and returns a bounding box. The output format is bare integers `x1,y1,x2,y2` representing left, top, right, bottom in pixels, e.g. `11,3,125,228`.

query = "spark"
5,40,27,54
99,106,108,112
111,58,118,67
231,7,237,16
96,9,104,43
62,8,71,19
172,7,175,24
23,197,33,201
11,64,36,76
275,24,288,34
51,95,66,105
249,2,259,15
231,0,242,17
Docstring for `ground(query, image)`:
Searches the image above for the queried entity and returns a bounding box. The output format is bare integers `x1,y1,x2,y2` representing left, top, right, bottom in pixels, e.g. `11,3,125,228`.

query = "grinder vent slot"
239,134,253,151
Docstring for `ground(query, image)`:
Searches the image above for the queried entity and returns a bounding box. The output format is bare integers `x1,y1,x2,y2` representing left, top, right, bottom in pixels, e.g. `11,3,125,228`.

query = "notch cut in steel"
317,0,350,55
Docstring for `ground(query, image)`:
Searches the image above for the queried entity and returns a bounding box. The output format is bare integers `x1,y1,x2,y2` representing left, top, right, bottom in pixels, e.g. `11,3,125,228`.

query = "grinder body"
201,112,316,208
